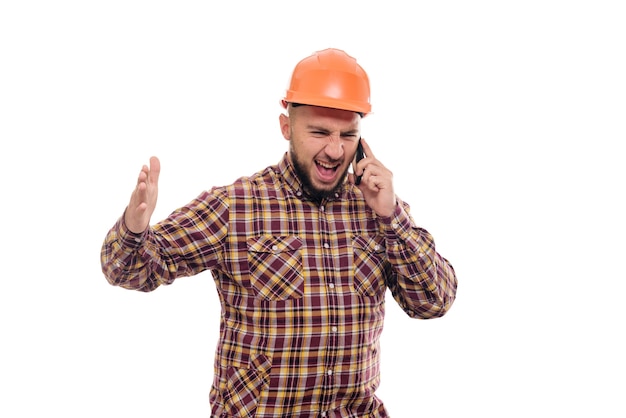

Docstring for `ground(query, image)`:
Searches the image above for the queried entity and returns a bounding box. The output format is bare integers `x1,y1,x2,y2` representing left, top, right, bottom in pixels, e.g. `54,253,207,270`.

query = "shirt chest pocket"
247,236,304,301
352,234,388,297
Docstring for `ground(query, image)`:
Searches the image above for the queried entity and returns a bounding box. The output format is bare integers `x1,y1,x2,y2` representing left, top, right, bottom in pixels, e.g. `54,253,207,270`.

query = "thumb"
148,156,161,185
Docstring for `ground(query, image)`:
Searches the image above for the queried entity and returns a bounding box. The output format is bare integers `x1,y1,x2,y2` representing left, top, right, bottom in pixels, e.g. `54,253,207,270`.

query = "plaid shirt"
101,153,457,418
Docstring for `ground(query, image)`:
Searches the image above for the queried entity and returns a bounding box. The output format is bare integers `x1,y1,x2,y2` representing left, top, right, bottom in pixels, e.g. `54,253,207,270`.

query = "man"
101,48,457,417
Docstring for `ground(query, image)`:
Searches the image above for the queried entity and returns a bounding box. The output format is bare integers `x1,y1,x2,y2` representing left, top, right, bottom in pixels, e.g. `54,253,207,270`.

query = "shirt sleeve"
100,189,230,292
377,199,458,319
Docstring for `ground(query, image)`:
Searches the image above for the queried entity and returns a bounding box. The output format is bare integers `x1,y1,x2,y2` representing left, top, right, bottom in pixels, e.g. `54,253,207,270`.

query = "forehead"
292,105,361,128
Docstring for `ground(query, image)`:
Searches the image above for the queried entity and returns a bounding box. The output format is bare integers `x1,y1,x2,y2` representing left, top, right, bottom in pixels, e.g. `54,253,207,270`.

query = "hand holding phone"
354,138,365,185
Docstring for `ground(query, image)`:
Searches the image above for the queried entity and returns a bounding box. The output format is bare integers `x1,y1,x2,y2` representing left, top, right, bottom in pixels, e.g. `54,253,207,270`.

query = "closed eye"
341,132,359,142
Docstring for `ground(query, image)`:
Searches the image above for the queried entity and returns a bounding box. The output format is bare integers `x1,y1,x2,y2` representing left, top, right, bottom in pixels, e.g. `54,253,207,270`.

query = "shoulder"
213,164,282,199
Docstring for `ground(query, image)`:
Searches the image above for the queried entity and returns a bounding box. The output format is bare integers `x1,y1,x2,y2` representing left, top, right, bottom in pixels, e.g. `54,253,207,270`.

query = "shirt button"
328,283,335,289
327,369,333,376
331,326,338,333
296,191,302,196
323,242,330,249
392,222,399,229
374,244,380,251
320,205,325,212
272,245,278,252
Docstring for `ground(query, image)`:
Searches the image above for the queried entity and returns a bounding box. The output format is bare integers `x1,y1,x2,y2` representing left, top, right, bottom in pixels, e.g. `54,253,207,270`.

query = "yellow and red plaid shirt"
101,153,457,418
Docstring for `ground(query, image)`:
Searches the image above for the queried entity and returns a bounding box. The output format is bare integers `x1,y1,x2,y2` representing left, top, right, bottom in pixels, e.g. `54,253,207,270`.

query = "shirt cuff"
117,212,148,249
377,201,413,241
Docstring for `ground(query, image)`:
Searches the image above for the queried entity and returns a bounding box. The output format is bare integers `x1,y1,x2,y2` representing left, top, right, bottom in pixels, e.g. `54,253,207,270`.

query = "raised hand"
350,138,396,217
125,156,160,233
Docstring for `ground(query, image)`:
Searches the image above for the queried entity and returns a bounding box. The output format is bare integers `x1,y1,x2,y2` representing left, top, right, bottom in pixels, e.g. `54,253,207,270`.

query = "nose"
324,136,344,160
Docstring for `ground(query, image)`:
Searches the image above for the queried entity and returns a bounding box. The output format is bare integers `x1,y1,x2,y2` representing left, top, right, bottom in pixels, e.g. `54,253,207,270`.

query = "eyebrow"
306,124,359,135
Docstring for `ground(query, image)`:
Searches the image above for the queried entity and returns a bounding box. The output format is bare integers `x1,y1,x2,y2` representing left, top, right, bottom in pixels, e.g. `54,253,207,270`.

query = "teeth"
317,161,337,169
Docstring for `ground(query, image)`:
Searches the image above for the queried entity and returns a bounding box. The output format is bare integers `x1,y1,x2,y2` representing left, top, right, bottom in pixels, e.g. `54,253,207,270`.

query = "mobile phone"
355,138,365,185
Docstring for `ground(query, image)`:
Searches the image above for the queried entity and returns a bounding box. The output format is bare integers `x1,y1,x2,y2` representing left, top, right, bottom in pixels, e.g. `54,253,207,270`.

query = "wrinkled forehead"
289,103,362,125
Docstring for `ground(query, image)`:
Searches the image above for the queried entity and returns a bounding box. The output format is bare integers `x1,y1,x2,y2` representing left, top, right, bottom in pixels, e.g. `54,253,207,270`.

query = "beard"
290,141,348,202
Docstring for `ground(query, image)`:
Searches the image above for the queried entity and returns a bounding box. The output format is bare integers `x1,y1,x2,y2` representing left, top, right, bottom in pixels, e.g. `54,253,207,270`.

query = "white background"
1,1,624,417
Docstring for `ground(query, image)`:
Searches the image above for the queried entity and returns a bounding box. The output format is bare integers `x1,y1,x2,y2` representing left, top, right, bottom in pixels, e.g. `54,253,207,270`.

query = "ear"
279,113,290,141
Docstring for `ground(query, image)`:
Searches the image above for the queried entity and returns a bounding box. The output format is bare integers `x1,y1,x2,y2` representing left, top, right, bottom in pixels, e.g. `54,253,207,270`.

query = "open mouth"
315,160,340,181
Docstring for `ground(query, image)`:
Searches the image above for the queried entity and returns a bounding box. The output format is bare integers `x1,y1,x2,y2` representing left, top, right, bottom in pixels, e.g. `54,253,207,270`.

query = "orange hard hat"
282,48,371,115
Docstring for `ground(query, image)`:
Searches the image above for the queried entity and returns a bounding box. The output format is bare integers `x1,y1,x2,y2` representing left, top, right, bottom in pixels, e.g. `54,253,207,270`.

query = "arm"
350,139,456,318
379,200,457,319
100,157,228,292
